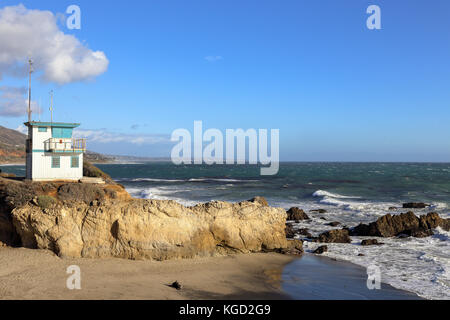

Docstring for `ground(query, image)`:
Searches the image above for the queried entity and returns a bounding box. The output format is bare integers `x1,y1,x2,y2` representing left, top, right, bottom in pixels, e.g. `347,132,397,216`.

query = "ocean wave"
126,186,199,206
187,178,257,183
312,189,394,212
131,178,185,182
312,190,361,199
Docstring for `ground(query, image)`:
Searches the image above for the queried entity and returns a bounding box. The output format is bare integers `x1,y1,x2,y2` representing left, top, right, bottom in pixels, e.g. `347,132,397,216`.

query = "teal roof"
24,121,80,128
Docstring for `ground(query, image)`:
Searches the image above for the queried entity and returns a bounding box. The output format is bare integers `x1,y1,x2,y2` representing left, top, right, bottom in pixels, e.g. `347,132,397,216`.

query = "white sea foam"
312,189,398,213
302,228,450,300
125,186,199,207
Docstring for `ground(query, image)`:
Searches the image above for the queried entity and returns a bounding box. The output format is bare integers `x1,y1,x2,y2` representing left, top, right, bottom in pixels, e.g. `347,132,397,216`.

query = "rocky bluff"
0,173,297,260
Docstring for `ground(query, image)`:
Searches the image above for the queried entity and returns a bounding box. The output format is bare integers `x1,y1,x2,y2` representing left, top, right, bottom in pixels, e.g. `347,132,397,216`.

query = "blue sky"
0,0,449,161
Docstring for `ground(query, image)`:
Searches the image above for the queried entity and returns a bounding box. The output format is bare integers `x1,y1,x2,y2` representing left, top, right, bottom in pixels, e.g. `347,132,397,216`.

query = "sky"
0,0,449,161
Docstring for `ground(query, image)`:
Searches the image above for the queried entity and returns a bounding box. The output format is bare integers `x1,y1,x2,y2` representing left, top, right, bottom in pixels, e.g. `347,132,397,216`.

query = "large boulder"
318,229,351,243
276,239,303,255
286,207,309,221
419,212,450,230
351,212,450,238
9,197,290,260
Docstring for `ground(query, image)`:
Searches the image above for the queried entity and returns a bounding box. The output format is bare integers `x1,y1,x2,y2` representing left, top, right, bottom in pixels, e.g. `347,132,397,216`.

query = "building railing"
44,138,87,152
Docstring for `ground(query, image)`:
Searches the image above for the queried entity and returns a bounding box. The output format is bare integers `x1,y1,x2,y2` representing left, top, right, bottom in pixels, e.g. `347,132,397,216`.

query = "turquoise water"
94,162,450,212
4,162,449,207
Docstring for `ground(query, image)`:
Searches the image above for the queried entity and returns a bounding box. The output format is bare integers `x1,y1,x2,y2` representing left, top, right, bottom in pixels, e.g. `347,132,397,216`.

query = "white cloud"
0,4,108,84
15,124,28,134
0,86,41,117
73,129,171,145
205,55,223,62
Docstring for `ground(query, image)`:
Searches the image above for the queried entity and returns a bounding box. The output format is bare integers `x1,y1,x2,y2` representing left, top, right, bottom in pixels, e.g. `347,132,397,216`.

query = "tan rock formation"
10,197,290,260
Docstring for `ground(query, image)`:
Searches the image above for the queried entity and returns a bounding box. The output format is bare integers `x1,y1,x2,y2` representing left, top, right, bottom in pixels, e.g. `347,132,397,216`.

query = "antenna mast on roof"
49,90,54,124
27,58,33,122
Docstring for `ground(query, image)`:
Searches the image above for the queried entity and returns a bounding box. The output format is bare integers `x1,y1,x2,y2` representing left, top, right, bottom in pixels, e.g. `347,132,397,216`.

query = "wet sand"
282,254,422,300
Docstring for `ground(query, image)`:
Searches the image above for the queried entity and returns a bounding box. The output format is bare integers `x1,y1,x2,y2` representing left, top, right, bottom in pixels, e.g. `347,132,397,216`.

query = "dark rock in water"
403,202,428,209
282,239,304,255
286,207,309,221
419,212,450,230
361,239,383,246
248,196,269,207
285,223,296,239
388,207,398,210
408,229,434,238
170,281,182,290
298,228,312,238
358,253,365,256
313,245,328,254
318,229,351,243
351,212,450,238
310,209,327,214
320,217,327,220
269,239,303,255
327,221,341,227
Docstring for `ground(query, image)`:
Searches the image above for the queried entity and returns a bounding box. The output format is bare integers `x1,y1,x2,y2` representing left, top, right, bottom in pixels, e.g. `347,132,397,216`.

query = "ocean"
2,162,449,299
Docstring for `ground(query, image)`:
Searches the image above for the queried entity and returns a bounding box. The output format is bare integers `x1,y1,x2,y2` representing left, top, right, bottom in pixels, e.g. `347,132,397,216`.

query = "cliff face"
0,177,292,260
11,199,288,260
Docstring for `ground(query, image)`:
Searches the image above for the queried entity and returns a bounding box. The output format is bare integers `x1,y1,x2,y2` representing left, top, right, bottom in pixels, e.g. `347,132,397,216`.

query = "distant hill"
0,126,26,163
0,125,114,164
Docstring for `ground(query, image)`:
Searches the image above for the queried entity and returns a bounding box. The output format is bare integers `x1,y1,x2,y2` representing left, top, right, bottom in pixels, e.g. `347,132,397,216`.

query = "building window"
38,127,47,132
71,156,79,168
52,127,73,138
51,156,60,168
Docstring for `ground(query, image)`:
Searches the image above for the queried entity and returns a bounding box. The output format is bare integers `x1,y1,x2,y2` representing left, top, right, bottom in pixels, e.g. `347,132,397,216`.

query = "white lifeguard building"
25,122,87,181
22,59,87,181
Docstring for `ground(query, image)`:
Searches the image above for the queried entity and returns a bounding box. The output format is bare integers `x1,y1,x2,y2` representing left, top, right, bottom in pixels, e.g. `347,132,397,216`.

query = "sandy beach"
0,247,294,300
0,246,422,300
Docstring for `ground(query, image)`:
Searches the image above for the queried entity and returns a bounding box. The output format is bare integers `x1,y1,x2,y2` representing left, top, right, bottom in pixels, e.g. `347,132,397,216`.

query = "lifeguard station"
25,122,86,181
23,59,87,181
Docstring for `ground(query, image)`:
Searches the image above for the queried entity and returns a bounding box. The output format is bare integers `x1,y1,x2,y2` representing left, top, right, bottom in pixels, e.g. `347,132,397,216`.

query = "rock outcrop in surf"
350,211,450,238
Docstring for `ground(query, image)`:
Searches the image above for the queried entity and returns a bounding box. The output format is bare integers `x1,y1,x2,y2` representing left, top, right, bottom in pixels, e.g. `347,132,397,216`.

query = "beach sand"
0,247,421,300
0,247,294,300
